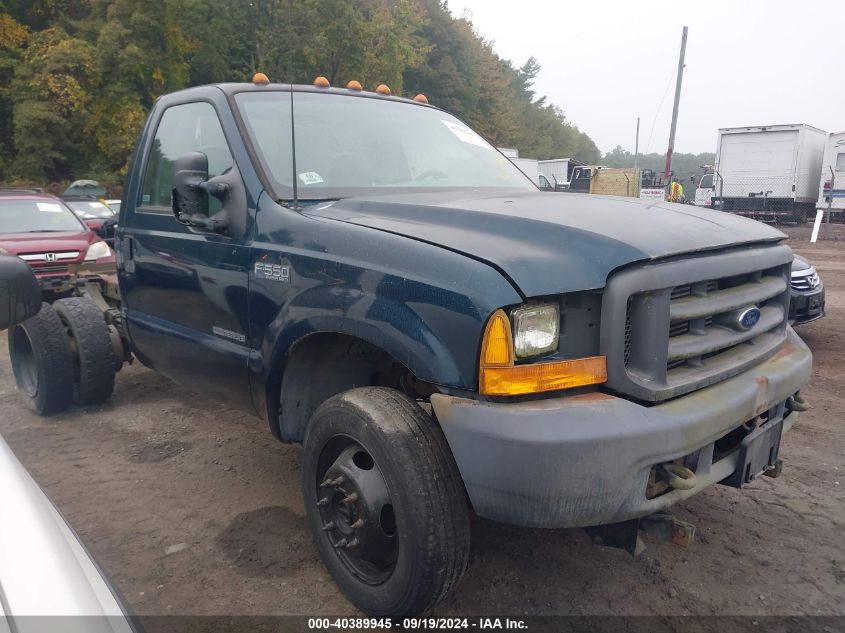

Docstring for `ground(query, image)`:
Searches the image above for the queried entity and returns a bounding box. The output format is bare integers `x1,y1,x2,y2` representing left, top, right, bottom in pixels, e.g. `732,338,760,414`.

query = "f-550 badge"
254,261,290,282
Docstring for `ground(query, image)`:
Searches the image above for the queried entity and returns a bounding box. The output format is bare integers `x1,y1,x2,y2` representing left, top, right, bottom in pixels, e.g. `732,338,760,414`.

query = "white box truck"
712,124,827,223
511,157,541,185
817,131,845,219
538,158,582,191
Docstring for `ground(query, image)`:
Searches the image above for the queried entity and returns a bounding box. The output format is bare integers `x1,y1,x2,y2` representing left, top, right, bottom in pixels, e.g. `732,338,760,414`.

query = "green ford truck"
7,78,812,616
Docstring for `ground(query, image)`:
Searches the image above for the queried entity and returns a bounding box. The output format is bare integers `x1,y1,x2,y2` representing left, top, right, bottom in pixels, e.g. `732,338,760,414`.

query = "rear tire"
53,297,115,406
301,387,470,616
8,303,74,416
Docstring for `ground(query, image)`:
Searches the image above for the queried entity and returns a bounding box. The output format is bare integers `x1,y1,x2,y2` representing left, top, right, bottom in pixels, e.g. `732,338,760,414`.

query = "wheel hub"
316,443,397,584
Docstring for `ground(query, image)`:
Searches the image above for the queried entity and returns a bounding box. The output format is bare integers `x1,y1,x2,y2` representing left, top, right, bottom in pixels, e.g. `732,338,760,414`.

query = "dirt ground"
1,224,844,621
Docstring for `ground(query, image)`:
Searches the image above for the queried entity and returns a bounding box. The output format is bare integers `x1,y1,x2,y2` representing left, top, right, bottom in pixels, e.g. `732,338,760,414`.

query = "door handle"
120,235,135,274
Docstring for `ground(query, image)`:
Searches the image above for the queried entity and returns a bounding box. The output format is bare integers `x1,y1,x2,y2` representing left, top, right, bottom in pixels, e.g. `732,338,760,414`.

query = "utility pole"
664,26,688,181
634,116,640,170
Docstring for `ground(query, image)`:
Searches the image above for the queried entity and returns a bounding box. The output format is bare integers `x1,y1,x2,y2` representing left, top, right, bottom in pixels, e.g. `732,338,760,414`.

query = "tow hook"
658,463,697,490
786,393,809,412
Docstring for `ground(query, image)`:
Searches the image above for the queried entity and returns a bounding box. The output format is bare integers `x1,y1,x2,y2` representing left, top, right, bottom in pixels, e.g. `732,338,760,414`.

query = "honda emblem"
45,252,57,262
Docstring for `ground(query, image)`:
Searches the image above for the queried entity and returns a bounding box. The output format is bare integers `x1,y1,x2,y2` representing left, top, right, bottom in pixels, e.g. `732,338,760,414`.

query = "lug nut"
343,493,359,504
345,538,360,549
350,519,364,530
334,537,348,548
321,521,336,531
317,497,330,507
321,476,345,487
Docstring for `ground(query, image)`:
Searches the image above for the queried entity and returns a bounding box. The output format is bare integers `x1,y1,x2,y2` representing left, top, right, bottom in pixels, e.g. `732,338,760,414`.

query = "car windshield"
65,200,115,219
235,91,535,199
0,199,84,234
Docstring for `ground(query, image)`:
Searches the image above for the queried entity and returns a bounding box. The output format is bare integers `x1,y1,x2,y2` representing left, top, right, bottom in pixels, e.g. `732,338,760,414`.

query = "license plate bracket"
722,418,783,488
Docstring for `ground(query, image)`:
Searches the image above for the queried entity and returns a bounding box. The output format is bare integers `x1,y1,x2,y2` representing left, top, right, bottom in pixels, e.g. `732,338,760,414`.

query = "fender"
247,199,523,434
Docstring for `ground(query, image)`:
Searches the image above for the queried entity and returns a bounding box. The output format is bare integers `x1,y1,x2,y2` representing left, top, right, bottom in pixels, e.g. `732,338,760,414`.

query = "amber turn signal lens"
480,310,514,366
480,356,607,397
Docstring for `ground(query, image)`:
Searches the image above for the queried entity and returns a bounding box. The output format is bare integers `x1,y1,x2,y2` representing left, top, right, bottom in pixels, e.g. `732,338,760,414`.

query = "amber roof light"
314,76,330,88
252,73,270,85
375,84,391,95
413,94,429,104
346,80,363,91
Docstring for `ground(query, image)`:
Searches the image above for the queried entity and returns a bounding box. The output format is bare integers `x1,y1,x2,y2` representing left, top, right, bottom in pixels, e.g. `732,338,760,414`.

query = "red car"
0,190,116,298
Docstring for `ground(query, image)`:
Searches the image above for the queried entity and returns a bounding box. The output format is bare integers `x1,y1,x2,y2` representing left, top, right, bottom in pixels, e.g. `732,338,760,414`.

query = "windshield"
0,199,85,234
235,91,535,199
65,200,115,219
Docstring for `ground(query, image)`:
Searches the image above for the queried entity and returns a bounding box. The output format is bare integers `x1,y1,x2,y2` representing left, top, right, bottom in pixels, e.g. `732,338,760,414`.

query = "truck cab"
8,77,813,618
694,172,716,207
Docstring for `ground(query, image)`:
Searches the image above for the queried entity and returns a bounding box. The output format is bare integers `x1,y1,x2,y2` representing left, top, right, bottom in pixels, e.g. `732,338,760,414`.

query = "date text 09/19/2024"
307,618,527,629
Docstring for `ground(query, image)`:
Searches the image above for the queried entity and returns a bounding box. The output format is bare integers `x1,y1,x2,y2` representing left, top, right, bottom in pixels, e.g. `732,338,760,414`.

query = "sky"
446,0,845,155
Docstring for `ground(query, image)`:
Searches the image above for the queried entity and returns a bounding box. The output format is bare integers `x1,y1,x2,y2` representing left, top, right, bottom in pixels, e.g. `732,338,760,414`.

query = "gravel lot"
1,224,844,623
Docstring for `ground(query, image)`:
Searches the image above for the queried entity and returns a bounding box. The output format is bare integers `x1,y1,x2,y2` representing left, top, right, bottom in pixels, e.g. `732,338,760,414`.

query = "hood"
0,230,97,256
304,190,786,297
792,254,811,272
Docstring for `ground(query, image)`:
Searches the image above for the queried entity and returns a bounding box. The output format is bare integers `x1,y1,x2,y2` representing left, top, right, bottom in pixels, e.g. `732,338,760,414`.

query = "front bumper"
789,287,825,325
431,328,812,529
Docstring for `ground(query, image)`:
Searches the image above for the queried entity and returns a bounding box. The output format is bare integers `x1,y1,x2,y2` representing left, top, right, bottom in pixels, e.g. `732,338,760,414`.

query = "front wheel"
301,387,470,616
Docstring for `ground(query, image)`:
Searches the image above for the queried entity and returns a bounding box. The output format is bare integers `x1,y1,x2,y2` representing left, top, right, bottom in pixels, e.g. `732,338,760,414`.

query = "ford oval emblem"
737,306,761,330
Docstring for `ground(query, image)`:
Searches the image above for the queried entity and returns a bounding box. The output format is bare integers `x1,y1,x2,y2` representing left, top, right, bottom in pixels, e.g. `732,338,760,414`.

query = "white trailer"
817,131,845,217
713,124,827,223
511,157,540,185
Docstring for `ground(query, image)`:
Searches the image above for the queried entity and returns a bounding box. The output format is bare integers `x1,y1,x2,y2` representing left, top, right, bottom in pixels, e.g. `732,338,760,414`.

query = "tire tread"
53,297,115,405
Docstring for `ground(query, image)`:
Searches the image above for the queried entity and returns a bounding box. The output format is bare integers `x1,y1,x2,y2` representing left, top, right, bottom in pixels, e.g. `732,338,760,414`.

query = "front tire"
8,303,74,416
302,387,470,616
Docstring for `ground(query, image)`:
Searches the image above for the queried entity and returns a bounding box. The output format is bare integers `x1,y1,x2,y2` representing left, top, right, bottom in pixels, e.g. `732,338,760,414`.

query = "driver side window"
141,102,233,215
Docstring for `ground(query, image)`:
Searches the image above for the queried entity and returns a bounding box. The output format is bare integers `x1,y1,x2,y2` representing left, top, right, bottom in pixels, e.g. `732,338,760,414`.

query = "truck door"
120,99,254,411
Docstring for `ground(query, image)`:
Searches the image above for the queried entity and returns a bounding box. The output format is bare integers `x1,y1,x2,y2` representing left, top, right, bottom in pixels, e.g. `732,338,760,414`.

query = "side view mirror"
0,254,42,330
172,151,210,222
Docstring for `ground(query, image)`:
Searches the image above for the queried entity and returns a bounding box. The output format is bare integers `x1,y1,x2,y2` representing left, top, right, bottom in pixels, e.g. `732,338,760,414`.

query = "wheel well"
276,332,436,443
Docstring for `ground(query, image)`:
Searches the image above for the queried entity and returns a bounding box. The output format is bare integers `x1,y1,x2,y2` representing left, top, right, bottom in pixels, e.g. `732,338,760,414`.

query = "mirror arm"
176,212,227,233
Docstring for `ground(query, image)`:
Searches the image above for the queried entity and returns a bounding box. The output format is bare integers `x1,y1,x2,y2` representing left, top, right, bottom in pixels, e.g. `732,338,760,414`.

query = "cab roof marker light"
413,94,429,104
375,84,391,95
252,72,270,85
314,76,330,88
346,80,363,91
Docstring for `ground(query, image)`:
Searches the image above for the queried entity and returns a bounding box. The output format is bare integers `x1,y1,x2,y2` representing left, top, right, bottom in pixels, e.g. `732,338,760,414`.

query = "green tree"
0,0,604,186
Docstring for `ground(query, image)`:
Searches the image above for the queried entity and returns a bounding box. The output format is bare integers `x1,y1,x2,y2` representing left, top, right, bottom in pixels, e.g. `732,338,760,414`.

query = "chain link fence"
707,169,819,223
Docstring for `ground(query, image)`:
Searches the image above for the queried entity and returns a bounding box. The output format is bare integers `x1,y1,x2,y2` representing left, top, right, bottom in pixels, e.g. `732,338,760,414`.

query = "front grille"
31,264,70,274
665,269,786,378
791,270,820,292
19,251,80,263
602,245,793,402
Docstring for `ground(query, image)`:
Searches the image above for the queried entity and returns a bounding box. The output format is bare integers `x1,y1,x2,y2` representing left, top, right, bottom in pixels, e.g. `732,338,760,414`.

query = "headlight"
478,308,606,396
84,241,112,261
511,303,559,358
